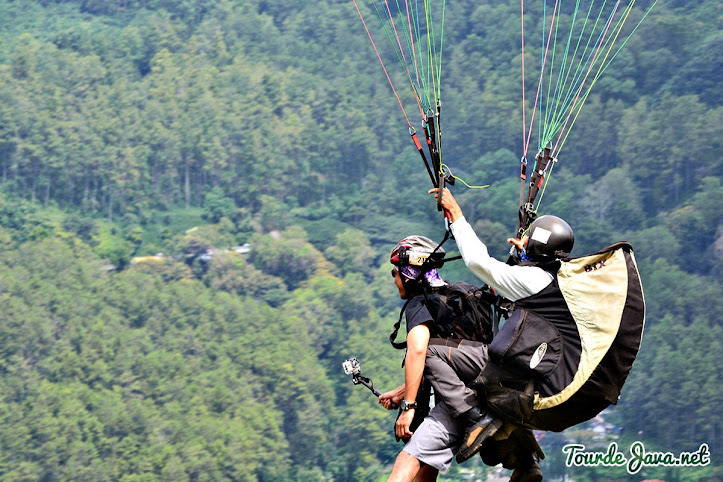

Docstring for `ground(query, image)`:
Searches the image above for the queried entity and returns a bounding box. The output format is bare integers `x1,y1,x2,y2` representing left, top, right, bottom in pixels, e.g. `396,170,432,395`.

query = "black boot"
455,407,503,463
510,452,543,482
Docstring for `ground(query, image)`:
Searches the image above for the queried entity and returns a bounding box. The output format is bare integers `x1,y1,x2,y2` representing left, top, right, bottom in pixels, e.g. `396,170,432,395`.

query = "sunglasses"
391,268,398,278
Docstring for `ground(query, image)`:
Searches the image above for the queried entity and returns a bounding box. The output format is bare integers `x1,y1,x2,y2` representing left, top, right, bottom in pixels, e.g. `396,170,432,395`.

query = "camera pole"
343,358,398,409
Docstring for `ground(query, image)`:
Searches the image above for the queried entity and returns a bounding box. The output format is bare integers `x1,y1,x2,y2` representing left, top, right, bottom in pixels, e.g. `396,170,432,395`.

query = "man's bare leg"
416,464,439,481
388,450,439,481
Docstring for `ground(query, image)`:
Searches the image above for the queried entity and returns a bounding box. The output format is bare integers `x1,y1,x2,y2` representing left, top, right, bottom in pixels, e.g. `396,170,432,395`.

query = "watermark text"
562,442,710,474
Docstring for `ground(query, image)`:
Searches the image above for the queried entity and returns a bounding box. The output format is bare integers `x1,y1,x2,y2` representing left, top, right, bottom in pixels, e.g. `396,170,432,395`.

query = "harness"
476,243,645,432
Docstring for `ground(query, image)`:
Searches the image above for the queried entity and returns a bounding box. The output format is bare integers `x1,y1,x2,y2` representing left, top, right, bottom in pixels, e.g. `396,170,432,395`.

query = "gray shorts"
402,402,463,473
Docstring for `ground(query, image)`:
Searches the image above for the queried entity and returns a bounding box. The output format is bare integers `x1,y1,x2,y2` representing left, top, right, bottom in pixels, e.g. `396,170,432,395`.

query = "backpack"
389,282,507,349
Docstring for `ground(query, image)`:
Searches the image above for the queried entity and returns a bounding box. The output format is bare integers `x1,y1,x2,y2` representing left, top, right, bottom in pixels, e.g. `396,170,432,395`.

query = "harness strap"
517,144,553,238
410,127,438,187
518,156,528,208
389,298,412,350
428,338,464,348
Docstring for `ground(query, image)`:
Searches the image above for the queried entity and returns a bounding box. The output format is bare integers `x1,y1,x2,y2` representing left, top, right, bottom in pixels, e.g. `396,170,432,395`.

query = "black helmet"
390,235,445,269
526,215,574,259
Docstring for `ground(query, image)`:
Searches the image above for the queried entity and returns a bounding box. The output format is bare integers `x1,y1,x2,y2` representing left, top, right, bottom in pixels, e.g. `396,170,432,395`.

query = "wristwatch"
400,400,417,411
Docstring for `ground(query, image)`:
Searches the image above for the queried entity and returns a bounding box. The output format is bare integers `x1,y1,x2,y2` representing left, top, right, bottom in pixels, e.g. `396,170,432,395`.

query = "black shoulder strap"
389,299,412,350
516,258,562,274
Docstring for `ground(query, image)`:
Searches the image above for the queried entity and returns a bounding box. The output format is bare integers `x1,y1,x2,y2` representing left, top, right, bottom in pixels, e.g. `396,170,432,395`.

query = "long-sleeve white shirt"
450,216,553,301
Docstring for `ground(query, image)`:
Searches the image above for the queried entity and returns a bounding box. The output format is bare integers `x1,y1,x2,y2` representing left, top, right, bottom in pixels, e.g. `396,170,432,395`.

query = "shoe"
455,408,503,463
510,453,543,482
479,437,515,468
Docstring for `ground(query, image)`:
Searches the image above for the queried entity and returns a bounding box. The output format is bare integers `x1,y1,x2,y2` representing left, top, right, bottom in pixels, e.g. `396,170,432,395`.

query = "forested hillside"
0,0,720,480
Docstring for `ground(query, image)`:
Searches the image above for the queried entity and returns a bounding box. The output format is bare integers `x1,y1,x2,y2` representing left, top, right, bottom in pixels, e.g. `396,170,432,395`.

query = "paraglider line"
352,0,414,127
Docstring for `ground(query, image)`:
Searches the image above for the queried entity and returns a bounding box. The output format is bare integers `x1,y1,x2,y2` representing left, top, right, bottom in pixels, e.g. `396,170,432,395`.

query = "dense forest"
0,0,720,480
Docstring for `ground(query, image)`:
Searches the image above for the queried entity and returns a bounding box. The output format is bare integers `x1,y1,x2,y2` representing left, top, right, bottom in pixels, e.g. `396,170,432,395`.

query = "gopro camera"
342,358,361,377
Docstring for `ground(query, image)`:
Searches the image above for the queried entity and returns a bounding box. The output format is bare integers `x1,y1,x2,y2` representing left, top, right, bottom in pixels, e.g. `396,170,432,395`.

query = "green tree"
324,228,377,278
249,226,323,290
95,230,134,269
202,186,236,224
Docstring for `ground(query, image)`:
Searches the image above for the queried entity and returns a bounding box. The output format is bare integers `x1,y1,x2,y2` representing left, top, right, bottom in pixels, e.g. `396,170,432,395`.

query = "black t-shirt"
405,294,444,334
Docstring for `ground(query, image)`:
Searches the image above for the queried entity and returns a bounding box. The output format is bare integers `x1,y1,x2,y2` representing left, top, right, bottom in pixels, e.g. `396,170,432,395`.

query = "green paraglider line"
519,0,659,234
